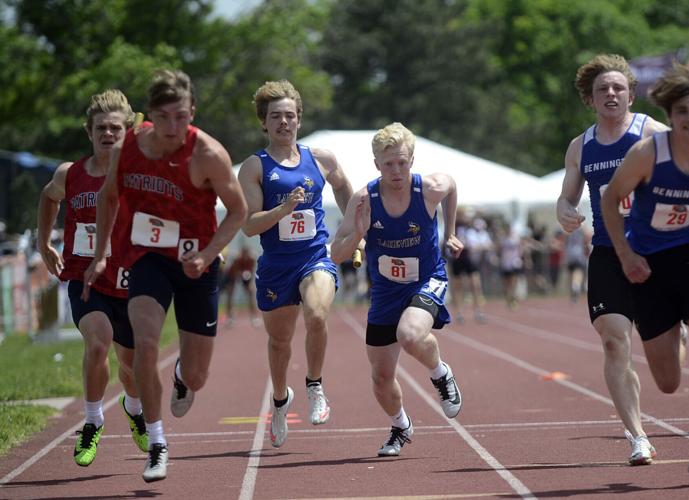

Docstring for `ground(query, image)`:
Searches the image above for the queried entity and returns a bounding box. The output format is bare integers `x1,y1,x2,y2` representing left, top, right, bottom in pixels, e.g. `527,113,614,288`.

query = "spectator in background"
563,226,590,303
496,222,524,310
446,208,487,323
222,245,260,327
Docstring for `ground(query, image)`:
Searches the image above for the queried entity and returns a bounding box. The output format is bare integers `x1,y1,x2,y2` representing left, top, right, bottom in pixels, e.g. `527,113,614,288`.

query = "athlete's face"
374,144,414,190
149,97,195,146
87,111,127,157
589,71,634,119
263,98,300,145
669,94,689,134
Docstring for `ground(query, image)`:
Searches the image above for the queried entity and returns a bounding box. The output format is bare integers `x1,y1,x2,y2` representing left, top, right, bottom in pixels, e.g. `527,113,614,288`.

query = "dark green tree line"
2,0,688,176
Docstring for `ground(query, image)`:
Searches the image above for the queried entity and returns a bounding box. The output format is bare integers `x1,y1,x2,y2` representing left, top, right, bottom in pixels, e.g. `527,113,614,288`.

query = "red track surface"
2,297,689,499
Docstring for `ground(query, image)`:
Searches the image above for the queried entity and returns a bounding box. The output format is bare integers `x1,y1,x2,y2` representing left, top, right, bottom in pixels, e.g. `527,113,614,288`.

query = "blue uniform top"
628,131,689,255
365,173,447,296
257,145,329,257
581,113,648,247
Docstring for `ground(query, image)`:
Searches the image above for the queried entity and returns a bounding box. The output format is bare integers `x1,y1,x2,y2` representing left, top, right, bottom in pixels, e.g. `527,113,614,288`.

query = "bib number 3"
131,212,180,248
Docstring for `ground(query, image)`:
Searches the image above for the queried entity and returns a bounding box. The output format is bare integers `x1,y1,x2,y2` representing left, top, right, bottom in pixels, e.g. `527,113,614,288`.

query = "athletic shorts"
587,246,634,323
631,244,689,341
68,280,134,349
129,252,220,337
255,246,338,312
450,253,477,276
367,275,450,344
366,293,444,347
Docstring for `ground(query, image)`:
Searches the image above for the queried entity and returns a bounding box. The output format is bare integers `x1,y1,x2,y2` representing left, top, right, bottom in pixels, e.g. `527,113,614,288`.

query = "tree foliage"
2,0,688,177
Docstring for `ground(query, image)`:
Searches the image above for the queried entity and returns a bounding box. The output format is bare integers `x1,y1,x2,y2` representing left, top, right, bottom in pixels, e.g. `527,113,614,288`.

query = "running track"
1,297,689,499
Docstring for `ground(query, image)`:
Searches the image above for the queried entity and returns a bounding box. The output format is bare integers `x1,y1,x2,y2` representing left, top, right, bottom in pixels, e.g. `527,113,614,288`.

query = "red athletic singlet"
116,123,217,268
60,157,128,298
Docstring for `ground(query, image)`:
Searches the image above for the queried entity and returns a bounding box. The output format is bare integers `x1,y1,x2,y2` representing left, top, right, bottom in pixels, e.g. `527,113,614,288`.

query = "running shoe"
306,383,331,425
431,362,462,418
170,358,194,417
270,387,294,448
120,394,148,452
625,429,656,466
143,443,168,482
377,419,413,456
74,423,103,466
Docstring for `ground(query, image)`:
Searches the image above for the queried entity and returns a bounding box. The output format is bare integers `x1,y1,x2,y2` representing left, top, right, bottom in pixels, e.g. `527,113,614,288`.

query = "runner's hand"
82,258,106,301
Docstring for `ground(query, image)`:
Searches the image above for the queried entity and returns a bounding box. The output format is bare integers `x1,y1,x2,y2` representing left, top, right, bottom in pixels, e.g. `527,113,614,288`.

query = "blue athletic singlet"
257,145,329,257
366,173,449,326
628,131,689,255
581,113,648,247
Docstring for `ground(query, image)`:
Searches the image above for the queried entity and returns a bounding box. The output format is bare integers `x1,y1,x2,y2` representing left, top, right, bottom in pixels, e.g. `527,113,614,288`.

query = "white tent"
217,130,570,240
299,130,546,210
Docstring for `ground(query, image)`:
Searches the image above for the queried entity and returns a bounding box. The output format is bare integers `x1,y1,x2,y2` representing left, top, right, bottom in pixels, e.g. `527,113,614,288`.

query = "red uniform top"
116,123,217,268
60,157,129,298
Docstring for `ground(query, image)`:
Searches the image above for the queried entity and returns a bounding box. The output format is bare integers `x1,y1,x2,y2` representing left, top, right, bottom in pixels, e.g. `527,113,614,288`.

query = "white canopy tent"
299,130,546,210
216,130,572,241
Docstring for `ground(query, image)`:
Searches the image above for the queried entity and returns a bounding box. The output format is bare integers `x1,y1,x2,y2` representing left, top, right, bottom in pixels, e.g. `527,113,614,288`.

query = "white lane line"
0,351,179,486
238,377,271,500
444,326,689,439
95,416,689,441
486,313,689,375
339,309,536,500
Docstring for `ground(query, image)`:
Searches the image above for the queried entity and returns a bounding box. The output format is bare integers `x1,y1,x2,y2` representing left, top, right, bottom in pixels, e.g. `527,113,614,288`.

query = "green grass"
0,307,179,457
0,404,55,456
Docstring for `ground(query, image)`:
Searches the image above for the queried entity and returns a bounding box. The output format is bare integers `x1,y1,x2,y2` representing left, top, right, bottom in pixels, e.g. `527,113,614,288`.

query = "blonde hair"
372,122,416,157
575,54,637,103
147,69,195,110
649,64,689,117
85,89,135,130
253,80,303,121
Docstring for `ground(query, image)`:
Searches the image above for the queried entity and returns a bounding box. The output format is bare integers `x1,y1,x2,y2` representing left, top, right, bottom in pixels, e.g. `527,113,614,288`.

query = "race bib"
178,238,199,261
599,184,634,216
131,212,179,248
378,255,419,283
73,223,111,257
278,209,317,241
116,267,130,289
650,203,689,231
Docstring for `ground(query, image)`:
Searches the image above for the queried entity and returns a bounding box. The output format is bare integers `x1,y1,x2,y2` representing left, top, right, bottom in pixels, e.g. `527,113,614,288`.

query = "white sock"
391,407,410,429
85,399,104,428
146,420,166,448
124,393,143,416
429,360,448,380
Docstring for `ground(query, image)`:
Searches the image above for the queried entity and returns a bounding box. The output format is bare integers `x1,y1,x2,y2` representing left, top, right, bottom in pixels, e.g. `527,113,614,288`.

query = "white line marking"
238,377,271,500
0,351,179,486
487,314,689,375
339,309,536,500
443,326,689,439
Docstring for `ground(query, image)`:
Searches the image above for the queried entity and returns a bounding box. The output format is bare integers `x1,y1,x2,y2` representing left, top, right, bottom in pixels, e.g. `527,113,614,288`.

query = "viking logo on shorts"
85,224,96,234
266,289,278,302
407,222,420,235
292,212,304,220
673,205,687,213
303,176,314,189
391,258,405,266
149,217,164,227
